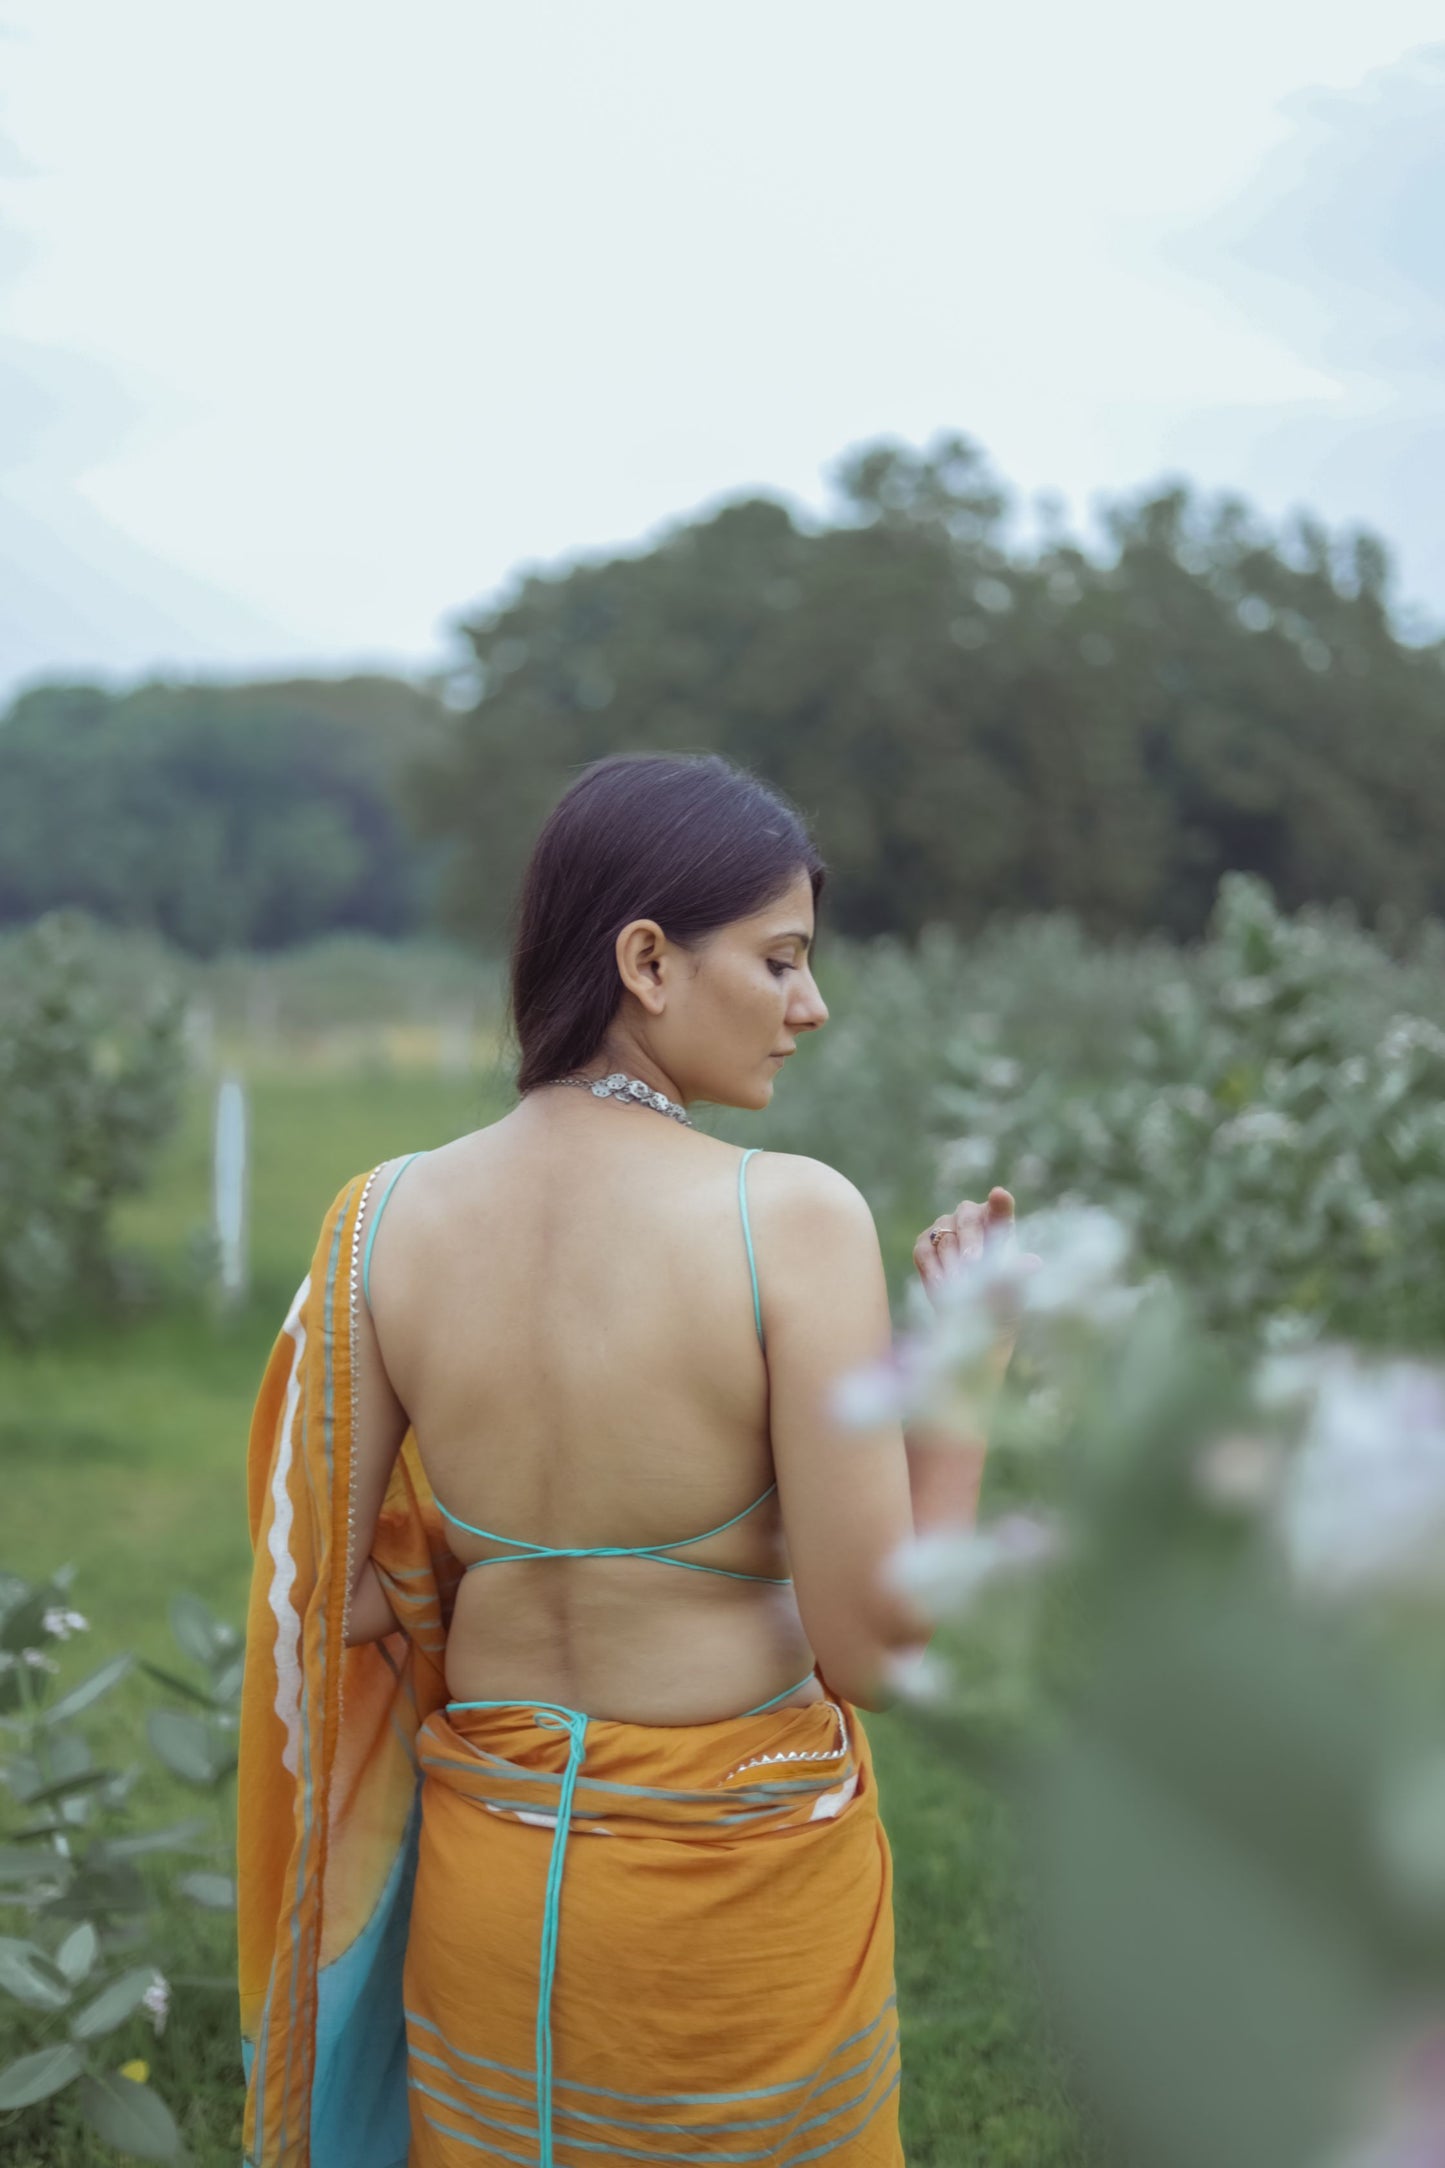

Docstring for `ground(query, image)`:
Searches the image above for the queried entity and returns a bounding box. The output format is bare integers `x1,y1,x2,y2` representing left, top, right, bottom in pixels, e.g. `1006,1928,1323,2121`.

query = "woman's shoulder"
737,1151,878,1262
745,1147,869,1210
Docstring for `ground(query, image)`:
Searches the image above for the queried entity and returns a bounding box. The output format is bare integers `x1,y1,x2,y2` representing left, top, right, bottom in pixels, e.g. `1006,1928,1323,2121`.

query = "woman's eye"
767,960,793,977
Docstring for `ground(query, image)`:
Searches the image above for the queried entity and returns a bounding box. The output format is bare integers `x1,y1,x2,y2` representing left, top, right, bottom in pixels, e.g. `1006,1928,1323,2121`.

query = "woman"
237,751,1026,2168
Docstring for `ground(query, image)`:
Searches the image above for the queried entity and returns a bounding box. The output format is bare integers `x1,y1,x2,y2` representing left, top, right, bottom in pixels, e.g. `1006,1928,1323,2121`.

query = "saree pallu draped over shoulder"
237,1172,905,2167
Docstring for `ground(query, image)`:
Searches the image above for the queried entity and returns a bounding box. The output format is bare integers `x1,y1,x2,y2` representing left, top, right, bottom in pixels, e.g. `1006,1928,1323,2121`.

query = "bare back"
363,1095,824,1723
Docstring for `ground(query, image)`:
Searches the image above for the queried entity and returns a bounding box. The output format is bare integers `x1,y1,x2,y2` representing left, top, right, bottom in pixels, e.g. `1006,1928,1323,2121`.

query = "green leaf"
0,1842,70,1885
47,1727,93,1779
42,1651,134,1726
0,2039,85,2107
0,1582,69,1656
104,1816,210,1859
56,1921,100,1984
146,1708,222,1785
212,1654,245,1704
0,1936,72,2009
137,1658,217,1709
69,1963,161,2040
54,1851,148,1918
77,2070,184,2160
177,1870,235,1910
20,1766,117,1810
169,1591,225,1670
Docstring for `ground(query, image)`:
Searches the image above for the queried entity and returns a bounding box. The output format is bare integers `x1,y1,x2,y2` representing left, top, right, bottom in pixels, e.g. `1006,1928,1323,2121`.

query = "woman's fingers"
914,1188,1040,1298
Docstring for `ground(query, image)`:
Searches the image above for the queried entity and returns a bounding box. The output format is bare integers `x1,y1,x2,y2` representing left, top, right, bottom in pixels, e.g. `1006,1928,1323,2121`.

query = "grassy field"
1,1066,1105,2164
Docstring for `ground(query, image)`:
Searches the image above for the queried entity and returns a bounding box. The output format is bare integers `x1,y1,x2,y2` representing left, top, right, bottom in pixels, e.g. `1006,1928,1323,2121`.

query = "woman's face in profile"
678,870,829,1109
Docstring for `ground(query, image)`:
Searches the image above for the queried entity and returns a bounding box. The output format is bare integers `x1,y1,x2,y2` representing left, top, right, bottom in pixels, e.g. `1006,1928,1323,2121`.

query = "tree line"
4,432,1442,954
0,674,450,955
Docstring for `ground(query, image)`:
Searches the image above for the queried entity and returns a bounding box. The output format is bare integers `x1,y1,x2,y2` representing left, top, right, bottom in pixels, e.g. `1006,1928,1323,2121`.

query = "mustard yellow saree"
237,1171,904,2166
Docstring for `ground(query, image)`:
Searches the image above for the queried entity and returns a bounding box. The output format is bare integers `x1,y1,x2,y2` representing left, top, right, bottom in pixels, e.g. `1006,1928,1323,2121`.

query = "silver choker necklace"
542,1069,695,1127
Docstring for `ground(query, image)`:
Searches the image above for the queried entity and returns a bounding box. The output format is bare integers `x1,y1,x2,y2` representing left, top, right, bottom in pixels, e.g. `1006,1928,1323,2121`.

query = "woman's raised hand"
912,1186,1040,1387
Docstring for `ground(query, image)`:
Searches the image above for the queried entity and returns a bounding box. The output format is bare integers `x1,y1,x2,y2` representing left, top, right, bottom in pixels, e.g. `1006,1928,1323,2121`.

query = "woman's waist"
416,1689,870,1839
441,1574,815,1727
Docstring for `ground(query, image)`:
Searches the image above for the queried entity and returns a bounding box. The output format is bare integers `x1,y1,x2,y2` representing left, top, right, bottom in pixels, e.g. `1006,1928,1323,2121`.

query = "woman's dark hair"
507,752,827,1094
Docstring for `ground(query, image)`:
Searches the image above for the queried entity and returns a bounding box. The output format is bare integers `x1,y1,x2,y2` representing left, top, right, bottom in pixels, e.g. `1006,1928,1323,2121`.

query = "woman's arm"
345,1558,403,1646
904,1185,1035,1536
903,1416,990,1535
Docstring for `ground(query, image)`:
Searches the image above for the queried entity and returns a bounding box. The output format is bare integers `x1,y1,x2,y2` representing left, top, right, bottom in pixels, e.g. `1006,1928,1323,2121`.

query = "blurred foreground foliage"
878,1203,1445,2168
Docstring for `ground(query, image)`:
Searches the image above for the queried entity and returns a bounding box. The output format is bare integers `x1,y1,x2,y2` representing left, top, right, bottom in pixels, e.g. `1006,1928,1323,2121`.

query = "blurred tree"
0,674,452,955
413,432,1445,947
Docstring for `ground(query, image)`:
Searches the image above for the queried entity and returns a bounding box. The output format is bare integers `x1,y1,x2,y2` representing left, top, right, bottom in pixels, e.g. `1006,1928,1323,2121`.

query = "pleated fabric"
406,1695,903,2165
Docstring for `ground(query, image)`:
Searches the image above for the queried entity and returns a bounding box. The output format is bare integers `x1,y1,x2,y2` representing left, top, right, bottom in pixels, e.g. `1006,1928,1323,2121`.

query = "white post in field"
214,1072,250,1310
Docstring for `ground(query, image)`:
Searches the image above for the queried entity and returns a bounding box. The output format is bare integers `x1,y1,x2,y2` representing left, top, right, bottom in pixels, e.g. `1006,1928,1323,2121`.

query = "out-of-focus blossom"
141,1972,170,2036
883,1512,1068,1622
1218,974,1276,1015
1214,1108,1301,1150
1253,1339,1356,1412
1326,2012,1445,2168
1025,1383,1065,1424
1269,1353,1445,1599
919,1203,1129,1328
117,2058,150,2084
41,1606,89,1640
836,1203,1142,1440
830,1340,932,1428
1260,1308,1324,1354
1008,1206,1133,1320
1381,1016,1445,1067
1193,1431,1287,1512
20,1646,59,1672
877,1644,955,1707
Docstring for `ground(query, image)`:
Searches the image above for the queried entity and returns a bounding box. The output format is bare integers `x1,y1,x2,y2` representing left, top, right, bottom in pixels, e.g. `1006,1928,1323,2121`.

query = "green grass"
1,1070,1104,2164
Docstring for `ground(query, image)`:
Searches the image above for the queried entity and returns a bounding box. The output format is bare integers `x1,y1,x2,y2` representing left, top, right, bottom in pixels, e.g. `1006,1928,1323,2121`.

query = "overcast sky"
2,2,1443,708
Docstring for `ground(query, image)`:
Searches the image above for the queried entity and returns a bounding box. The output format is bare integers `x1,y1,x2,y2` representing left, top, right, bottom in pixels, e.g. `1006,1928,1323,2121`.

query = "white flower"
1213,1108,1300,1150
41,1607,89,1641
883,1512,1068,1622
1380,1015,1445,1067
21,1647,60,1672
1012,1206,1132,1319
1252,1338,1352,1411
1219,975,1275,1014
829,1344,929,1428
1325,2009,1445,2168
141,1972,170,2037
1271,1353,1445,1599
1192,1431,1285,1512
1259,1309,1323,1355
878,1644,955,1707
